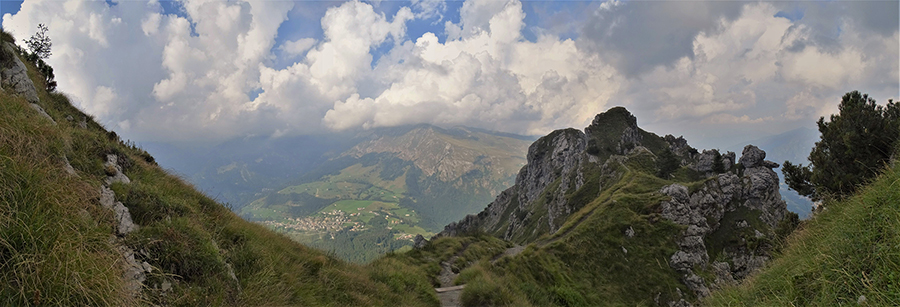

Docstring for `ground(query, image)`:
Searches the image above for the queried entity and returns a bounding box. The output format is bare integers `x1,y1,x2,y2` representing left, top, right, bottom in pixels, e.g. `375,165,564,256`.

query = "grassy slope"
456,170,692,306
0,33,436,306
704,161,900,306
411,149,709,307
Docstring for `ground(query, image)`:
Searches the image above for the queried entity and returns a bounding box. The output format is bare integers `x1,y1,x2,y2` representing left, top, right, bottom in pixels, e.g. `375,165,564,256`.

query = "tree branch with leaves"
25,23,51,60
22,24,56,91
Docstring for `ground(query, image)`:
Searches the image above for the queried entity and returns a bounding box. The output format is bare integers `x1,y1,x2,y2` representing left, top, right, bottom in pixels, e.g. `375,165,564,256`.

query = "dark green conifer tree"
712,150,725,173
657,148,679,179
783,91,900,201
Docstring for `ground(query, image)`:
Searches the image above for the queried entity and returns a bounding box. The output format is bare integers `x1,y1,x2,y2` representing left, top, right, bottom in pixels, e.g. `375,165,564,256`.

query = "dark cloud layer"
580,1,744,77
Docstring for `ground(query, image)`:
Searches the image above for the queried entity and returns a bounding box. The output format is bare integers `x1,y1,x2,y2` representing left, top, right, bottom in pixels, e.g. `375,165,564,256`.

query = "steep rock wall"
440,107,671,242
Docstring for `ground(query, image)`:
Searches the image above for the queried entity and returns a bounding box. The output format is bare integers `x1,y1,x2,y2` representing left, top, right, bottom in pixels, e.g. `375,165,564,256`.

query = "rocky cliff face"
1,42,39,104
441,107,673,241
661,145,790,304
1,42,55,125
439,107,795,306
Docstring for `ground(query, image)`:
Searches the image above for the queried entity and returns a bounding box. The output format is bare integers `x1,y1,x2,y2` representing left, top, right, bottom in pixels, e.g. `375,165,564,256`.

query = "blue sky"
1,0,897,151
0,1,22,22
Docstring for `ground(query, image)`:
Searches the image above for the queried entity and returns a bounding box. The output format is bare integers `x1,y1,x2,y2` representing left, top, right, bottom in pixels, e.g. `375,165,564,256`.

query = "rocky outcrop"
97,154,145,299
440,128,589,241
517,128,586,235
660,145,790,304
1,42,58,126
1,42,40,104
737,145,786,228
414,234,427,249
62,155,78,176
439,108,793,306
104,154,132,185
100,186,137,236
28,102,56,125
665,134,699,165
98,154,137,235
440,108,652,242
691,149,735,175
518,129,586,207
118,243,150,297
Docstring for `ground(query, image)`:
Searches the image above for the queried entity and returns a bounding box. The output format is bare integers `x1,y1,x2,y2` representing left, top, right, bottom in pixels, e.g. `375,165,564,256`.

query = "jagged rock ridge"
439,107,794,306
661,145,789,302
441,107,675,241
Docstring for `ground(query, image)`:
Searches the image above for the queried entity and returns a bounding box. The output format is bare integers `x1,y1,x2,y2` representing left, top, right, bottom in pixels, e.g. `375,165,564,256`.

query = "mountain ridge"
433,107,797,306
4,26,893,307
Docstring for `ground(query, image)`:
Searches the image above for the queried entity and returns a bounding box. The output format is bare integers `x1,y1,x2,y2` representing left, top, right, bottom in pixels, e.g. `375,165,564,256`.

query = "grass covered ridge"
453,171,691,306
422,149,711,307
0,32,437,306
704,161,900,306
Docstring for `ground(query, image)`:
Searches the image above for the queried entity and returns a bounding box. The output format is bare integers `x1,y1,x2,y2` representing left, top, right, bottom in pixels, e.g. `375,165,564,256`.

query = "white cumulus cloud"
1,0,896,147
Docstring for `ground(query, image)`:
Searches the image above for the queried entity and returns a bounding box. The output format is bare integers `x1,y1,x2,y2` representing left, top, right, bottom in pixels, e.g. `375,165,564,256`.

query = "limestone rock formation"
414,234,427,249
28,102,56,125
440,107,667,242
97,154,143,299
692,149,735,174
660,144,790,303
105,154,132,185
1,42,57,125
664,134,698,165
438,107,794,306
118,243,147,297
1,42,40,104
440,128,591,241
100,186,137,236
63,155,78,176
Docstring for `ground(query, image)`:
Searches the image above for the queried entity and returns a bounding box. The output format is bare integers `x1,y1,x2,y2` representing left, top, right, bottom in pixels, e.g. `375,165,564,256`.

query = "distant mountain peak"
342,125,529,181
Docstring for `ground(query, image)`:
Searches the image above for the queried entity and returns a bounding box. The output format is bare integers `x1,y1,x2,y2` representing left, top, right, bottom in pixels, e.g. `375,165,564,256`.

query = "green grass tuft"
1,29,14,44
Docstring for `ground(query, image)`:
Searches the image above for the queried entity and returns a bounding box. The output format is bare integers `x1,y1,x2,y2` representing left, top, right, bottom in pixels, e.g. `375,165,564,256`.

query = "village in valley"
260,200,428,242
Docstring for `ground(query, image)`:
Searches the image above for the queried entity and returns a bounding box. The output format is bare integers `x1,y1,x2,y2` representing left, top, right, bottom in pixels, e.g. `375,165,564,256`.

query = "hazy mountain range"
146,124,533,262
142,122,819,264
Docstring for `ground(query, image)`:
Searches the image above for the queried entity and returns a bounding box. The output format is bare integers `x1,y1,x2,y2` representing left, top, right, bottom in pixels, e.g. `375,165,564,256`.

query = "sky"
2,0,898,150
